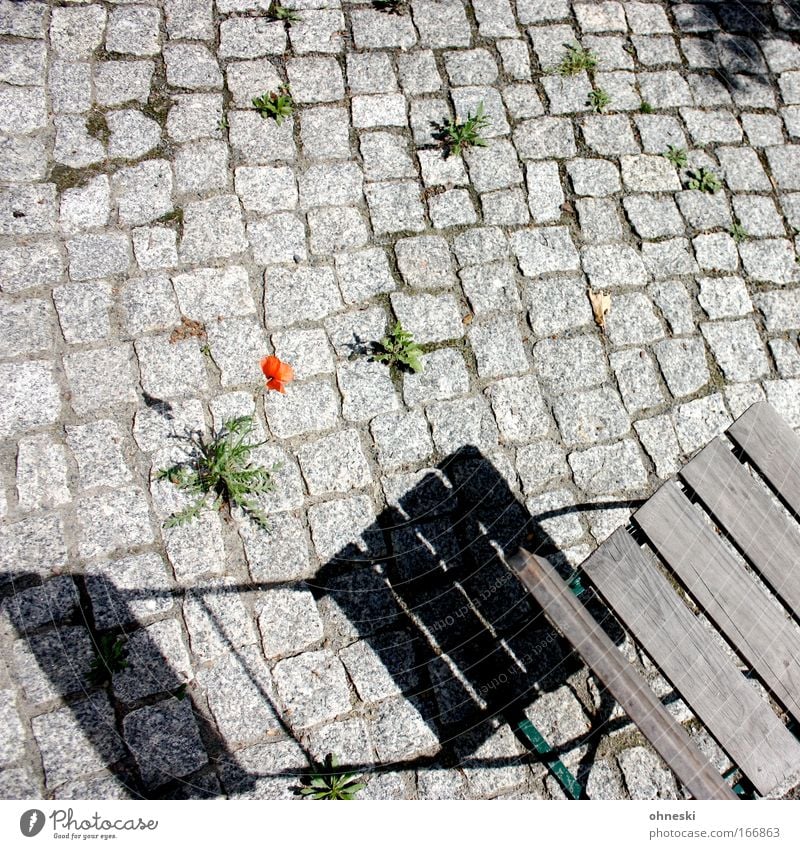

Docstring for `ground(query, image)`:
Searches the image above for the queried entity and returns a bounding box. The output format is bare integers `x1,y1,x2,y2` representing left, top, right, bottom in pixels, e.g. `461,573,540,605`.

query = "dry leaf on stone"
589,290,611,330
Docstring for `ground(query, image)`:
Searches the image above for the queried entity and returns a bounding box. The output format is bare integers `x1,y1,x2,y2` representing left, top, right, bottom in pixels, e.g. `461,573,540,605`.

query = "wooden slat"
636,479,800,724
582,528,800,797
680,437,800,617
727,401,800,516
510,549,737,800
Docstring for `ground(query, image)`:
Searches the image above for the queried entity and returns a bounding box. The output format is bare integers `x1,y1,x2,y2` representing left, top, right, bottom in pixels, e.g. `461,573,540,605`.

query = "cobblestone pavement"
3,0,800,801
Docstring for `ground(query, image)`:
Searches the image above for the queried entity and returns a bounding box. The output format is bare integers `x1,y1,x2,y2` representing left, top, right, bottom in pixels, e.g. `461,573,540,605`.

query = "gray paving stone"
124,699,208,788
731,196,784,238
273,649,352,730
198,646,281,747
482,188,531,225
605,292,664,347
672,393,732,454
162,511,226,582
67,232,130,281
352,93,408,128
654,337,710,398
371,697,439,762
86,552,172,630
620,154,682,192
164,42,221,89
229,110,296,163
428,188,478,228
569,439,648,495
264,265,342,328
576,197,623,243
347,51,398,94
113,160,173,227
183,576,258,662
371,409,433,470
0,84,46,134
698,276,752,319
0,360,60,437
58,175,110,234
13,626,93,705
352,8,418,50
0,134,47,182
693,232,739,273
106,5,161,56
76,487,154,560
166,0,215,41
240,512,313,582
701,319,770,382
395,235,455,289
542,73,592,115
513,117,576,159
738,239,798,285
219,738,308,800
0,689,25,767
264,379,339,439
445,48,498,86
634,414,683,479
308,206,369,255
413,0,471,48
0,298,52,358
307,717,373,766
503,83,545,120
487,374,550,444
365,181,427,234
582,244,648,289
610,349,664,414
287,56,344,104
390,292,463,343
456,722,528,798
512,226,580,276
554,386,630,446
641,239,699,279
340,631,418,704
618,746,679,800
1,576,78,632
764,379,800,428
16,433,70,511
337,360,399,422
770,339,800,378
397,49,442,94
307,494,384,561
469,314,529,378
0,514,67,580
534,335,608,394
271,328,333,380
248,213,307,265
180,195,248,262
677,189,731,231
297,429,372,496
754,289,800,331
63,345,138,414
167,93,222,142
461,262,522,314
32,693,124,790
289,9,345,54
403,348,470,406
742,113,784,147
258,589,324,658
525,277,592,335
94,59,154,107
112,619,192,704
426,396,499,454
525,161,564,223
360,131,416,180
623,196,684,239
136,336,208,400
207,317,268,387
50,5,106,58
516,439,569,493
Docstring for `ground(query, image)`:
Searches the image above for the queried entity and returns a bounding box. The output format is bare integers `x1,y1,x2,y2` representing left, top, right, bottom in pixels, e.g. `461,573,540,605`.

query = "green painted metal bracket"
516,718,583,799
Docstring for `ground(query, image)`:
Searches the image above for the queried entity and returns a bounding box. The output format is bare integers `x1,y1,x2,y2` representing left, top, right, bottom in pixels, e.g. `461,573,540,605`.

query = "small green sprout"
88,635,128,686
587,88,611,113
157,416,278,530
663,145,688,168
441,101,491,157
269,3,301,23
639,100,654,114
298,754,366,800
217,115,229,131
557,43,597,76
687,167,722,194
252,86,294,125
730,222,749,243
373,320,424,374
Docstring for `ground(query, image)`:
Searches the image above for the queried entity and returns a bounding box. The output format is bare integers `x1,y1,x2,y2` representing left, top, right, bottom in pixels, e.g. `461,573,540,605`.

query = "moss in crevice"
86,109,110,146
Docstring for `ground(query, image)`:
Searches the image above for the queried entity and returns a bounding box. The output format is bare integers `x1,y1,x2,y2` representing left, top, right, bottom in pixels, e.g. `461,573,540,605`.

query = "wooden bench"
511,401,800,800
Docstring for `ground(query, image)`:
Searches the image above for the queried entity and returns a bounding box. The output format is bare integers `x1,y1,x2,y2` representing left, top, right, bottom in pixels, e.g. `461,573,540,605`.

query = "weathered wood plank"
727,401,800,516
679,437,800,617
582,528,800,797
636,479,800,723
510,549,737,800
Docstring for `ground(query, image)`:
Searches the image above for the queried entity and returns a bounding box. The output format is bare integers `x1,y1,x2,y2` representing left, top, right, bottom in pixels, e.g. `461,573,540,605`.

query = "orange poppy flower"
261,355,294,393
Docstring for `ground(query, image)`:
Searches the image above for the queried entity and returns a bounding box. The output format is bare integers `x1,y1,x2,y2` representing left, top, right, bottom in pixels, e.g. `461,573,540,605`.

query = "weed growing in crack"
639,100,654,114
440,101,491,157
687,166,722,194
252,86,294,125
587,88,611,113
297,754,366,800
157,416,278,530
373,320,424,373
663,145,688,168
730,222,749,243
88,635,128,686
556,43,597,76
269,3,301,23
